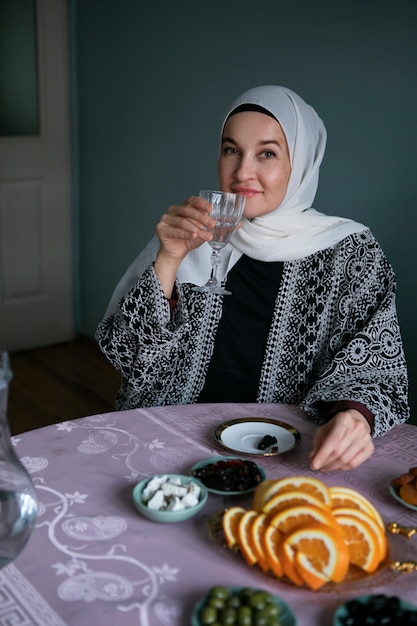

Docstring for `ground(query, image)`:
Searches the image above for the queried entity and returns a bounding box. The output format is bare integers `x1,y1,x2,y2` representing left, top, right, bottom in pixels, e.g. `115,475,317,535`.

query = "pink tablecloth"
3,403,417,625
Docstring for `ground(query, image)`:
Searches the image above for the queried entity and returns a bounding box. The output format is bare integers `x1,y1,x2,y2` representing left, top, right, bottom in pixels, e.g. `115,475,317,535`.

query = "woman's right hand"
155,195,215,261
153,196,215,298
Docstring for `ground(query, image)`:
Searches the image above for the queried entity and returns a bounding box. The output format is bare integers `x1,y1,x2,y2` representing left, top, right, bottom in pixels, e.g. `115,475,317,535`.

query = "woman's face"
218,111,291,219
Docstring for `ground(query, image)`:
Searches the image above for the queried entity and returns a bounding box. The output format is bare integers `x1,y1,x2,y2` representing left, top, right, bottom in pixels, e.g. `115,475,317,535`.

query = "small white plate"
389,484,417,512
214,417,301,456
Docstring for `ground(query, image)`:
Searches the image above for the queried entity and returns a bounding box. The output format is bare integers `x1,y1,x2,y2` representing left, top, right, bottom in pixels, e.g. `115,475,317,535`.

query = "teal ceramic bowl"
192,586,296,626
133,474,208,523
333,594,417,625
190,456,266,495
389,484,417,511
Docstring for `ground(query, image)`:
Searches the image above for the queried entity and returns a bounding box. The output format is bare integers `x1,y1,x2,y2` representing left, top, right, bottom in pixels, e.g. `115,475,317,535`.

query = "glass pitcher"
0,351,38,568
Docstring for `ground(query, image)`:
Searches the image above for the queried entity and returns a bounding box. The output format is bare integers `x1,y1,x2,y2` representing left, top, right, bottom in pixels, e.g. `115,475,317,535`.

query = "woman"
96,85,409,472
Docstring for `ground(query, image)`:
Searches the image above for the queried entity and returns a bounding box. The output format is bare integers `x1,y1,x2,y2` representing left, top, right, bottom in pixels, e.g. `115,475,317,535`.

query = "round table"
4,402,417,625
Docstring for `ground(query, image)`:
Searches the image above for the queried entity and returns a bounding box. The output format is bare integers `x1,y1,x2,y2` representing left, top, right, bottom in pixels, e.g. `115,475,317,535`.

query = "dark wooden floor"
7,336,121,435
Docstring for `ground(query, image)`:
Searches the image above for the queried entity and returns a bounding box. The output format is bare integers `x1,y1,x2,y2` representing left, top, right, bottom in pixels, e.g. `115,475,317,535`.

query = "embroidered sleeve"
96,265,221,409
259,231,409,437
298,233,409,437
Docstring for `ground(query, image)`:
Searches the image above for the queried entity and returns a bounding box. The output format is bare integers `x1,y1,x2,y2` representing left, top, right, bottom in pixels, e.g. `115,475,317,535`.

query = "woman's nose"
235,155,255,180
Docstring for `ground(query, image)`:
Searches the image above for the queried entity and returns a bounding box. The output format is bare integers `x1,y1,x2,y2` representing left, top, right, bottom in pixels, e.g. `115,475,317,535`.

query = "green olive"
259,604,280,618
237,605,252,626
209,586,230,600
262,592,274,605
208,597,226,611
220,607,237,625
253,609,281,626
239,587,256,600
225,594,241,609
200,606,218,625
248,591,270,610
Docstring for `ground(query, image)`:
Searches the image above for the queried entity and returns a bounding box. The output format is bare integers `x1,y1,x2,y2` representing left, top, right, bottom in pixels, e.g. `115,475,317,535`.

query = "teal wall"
70,0,417,420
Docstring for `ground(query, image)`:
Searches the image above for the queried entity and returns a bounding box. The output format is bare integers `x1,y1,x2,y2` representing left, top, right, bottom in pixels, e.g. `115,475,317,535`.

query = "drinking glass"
0,351,38,569
192,190,246,295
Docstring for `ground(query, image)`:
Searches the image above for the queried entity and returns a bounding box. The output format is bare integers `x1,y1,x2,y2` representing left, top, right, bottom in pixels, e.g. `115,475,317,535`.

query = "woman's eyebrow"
258,139,283,149
222,136,284,149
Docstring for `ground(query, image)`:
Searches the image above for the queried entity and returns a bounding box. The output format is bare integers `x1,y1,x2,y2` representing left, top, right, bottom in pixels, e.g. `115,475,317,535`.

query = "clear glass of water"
192,190,246,295
0,351,38,569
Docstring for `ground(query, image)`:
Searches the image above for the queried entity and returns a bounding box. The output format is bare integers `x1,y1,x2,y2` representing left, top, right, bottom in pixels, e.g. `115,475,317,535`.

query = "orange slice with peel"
276,534,305,586
269,504,340,535
262,490,329,518
283,522,350,590
256,476,331,510
250,513,270,572
334,513,382,573
329,486,384,530
293,550,330,591
222,506,246,549
252,479,275,511
333,507,387,562
262,524,284,578
236,510,259,566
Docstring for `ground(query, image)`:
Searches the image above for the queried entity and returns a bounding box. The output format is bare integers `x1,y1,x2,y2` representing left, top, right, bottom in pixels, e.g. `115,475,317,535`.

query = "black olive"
340,595,417,626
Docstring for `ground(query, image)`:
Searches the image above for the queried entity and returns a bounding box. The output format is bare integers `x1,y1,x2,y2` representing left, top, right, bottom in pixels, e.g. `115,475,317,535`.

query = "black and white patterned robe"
96,230,409,437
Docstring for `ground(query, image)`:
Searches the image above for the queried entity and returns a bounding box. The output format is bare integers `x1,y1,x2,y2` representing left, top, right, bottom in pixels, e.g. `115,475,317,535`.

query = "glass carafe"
0,351,37,568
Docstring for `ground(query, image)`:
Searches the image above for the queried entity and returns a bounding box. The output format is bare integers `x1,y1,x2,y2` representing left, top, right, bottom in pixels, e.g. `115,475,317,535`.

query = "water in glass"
0,352,37,569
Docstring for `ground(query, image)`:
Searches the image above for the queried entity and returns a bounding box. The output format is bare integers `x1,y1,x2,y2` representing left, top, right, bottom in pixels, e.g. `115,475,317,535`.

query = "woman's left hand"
309,409,374,472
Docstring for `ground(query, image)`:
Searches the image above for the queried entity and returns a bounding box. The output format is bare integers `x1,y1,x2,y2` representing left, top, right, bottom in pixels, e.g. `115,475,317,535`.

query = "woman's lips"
233,188,261,198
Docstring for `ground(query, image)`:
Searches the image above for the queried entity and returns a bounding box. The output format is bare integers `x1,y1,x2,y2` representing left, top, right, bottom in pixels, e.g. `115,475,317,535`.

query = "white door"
0,0,73,352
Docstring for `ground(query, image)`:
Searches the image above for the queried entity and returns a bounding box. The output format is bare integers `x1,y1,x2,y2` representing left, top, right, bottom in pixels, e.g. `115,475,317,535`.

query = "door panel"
0,0,73,351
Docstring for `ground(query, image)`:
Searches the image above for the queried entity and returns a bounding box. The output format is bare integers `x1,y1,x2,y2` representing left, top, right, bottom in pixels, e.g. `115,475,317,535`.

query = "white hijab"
104,85,367,317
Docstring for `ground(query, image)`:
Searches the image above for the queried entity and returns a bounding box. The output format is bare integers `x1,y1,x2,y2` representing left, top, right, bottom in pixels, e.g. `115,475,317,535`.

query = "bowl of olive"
333,594,417,625
191,585,296,626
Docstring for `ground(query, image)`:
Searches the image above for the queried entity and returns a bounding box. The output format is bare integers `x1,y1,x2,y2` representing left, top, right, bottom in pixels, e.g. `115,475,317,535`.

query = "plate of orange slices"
389,466,417,511
207,475,394,593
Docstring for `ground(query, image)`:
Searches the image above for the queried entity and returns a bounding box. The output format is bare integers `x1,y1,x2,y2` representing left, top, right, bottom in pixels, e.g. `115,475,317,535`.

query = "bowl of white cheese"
132,474,208,523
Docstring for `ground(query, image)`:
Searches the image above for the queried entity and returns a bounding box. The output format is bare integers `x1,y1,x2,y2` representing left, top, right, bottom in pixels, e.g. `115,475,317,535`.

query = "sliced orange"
236,510,259,566
269,504,339,535
252,479,275,511
333,507,387,562
334,513,382,573
293,551,330,591
250,513,270,572
276,534,304,586
222,506,246,549
329,486,384,530
283,522,350,590
257,476,331,510
262,524,284,578
262,490,329,518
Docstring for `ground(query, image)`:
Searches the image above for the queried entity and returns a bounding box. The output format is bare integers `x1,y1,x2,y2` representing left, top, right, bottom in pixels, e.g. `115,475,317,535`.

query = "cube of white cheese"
188,482,201,499
142,476,168,501
181,492,199,509
166,497,185,512
168,476,182,486
161,482,187,498
146,489,165,510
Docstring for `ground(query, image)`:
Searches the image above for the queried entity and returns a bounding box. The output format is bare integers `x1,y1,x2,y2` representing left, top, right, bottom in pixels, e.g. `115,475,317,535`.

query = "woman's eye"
222,146,238,155
262,150,276,159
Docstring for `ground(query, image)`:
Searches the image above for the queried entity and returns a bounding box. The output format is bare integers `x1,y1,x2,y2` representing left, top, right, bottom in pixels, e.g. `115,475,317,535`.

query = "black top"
197,255,284,402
